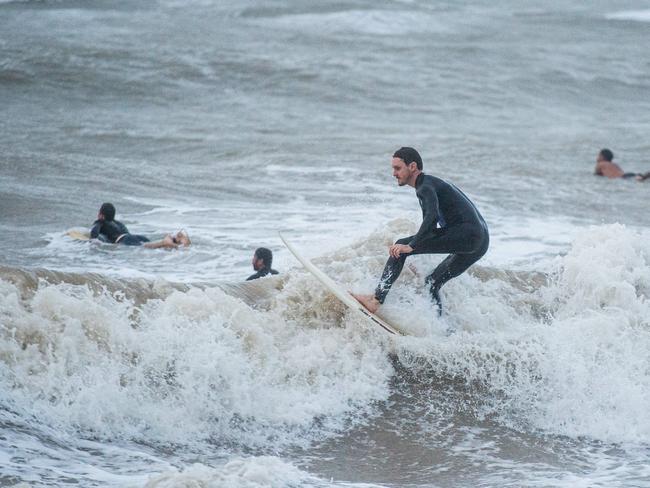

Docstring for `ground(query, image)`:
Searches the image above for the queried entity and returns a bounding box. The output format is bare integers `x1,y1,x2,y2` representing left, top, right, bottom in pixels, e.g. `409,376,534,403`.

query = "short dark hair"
599,148,614,162
393,147,423,170
255,247,273,267
100,202,116,221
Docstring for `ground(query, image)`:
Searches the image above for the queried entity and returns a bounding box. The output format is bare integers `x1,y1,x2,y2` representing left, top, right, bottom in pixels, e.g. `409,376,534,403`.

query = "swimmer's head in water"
598,148,614,162
99,202,116,221
393,147,423,170
253,247,273,270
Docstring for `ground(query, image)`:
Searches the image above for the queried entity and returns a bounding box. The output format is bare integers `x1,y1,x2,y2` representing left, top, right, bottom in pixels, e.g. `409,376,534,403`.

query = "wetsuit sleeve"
246,272,261,281
90,220,102,239
408,184,440,250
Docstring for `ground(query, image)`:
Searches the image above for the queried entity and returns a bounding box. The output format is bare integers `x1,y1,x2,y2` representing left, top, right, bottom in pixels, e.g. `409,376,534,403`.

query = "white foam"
0,276,393,448
14,221,650,445
252,9,452,36
606,10,650,22
144,457,308,488
394,223,650,444
143,456,389,488
2,220,650,488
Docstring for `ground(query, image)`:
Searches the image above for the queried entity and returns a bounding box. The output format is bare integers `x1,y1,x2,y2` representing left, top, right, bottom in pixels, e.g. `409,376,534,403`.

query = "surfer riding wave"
353,147,489,316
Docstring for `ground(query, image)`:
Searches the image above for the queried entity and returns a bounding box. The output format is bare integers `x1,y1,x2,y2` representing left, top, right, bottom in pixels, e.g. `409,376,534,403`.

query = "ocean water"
1,0,650,486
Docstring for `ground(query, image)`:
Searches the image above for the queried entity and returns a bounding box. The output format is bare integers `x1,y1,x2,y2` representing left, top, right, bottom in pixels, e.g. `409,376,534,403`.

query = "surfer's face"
392,157,415,186
252,254,264,270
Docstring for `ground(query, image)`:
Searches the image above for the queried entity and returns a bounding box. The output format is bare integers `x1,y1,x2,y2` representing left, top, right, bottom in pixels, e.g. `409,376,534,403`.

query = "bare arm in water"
143,231,191,249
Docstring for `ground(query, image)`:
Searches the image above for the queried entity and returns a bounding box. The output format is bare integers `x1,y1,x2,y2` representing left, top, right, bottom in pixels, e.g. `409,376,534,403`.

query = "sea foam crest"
0,274,392,448
1,222,648,448
143,457,317,488
394,223,650,444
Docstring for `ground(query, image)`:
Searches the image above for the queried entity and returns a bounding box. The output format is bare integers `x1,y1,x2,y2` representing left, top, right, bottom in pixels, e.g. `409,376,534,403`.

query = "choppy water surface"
1,0,649,486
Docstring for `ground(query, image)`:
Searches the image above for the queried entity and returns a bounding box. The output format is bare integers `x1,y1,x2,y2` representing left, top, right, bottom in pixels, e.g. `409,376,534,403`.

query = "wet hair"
393,147,423,170
255,247,273,267
599,148,614,162
100,202,116,221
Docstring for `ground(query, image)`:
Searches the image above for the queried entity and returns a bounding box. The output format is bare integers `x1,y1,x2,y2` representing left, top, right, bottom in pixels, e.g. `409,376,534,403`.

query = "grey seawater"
1,0,650,487
1,0,650,281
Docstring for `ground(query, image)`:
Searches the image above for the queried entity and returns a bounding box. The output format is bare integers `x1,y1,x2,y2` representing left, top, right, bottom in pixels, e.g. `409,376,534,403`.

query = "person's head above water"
392,147,423,187
393,147,423,170
598,148,614,163
253,247,273,270
99,202,116,221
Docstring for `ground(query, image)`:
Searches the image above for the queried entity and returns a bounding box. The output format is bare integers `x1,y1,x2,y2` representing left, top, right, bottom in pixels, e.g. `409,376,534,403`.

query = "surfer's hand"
389,244,413,258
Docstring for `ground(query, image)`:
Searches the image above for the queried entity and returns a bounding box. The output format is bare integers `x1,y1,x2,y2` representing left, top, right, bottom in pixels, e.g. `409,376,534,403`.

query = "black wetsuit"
620,171,650,180
246,267,279,281
90,219,150,246
374,173,489,314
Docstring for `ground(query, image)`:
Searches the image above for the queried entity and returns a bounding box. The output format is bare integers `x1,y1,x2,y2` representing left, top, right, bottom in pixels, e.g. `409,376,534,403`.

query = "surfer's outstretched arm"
143,231,191,249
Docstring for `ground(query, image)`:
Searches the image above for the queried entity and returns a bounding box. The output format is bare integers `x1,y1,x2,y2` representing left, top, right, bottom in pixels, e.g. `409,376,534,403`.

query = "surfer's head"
598,148,614,163
392,147,422,187
99,202,116,221
253,247,273,270
393,147,422,170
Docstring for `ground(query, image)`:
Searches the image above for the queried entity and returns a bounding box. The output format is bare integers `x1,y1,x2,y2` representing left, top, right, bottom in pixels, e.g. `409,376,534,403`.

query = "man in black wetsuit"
352,147,489,315
247,247,279,281
90,203,190,248
90,203,150,245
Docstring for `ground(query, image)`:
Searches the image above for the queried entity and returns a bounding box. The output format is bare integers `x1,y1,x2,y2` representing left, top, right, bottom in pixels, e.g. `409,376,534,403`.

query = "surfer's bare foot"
351,293,381,314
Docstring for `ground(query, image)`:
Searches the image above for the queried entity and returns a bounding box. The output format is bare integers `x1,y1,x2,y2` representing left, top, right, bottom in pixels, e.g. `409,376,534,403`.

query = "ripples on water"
1,1,650,486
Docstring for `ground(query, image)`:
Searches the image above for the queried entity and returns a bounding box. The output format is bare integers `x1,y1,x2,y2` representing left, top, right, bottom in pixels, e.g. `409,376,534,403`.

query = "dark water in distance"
1,1,650,486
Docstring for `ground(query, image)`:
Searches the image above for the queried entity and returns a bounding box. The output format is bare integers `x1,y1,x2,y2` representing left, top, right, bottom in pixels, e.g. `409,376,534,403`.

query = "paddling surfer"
90,203,191,249
352,147,489,315
593,148,650,181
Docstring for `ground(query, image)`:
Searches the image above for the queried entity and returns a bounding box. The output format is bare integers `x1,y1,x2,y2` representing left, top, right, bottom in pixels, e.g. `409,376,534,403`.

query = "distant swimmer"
247,247,279,280
594,148,650,181
90,203,191,249
352,147,489,316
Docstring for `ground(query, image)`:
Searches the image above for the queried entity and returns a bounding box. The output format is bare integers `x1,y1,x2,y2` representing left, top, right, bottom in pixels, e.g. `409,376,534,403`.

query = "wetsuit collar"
415,172,425,188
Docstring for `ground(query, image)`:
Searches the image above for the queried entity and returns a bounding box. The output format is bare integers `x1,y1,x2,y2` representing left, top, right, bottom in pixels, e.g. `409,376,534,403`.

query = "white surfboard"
279,233,403,335
66,229,91,241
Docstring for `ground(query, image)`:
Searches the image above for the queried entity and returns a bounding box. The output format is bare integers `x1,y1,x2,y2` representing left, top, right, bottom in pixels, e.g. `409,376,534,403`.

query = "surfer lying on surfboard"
90,203,191,249
352,147,489,316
